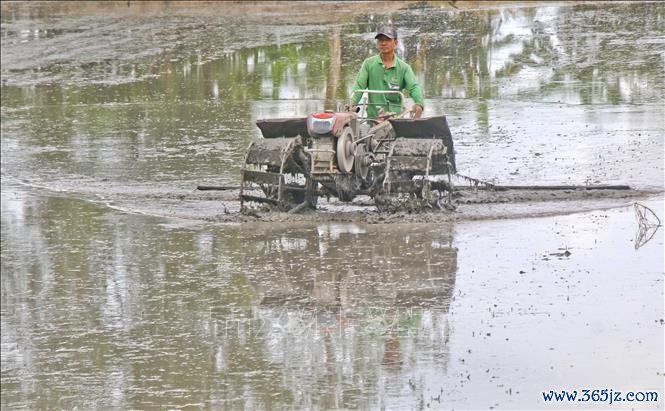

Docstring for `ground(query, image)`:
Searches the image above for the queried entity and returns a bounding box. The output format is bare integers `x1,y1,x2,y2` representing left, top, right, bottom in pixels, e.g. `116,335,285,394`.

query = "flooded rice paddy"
1,1,664,409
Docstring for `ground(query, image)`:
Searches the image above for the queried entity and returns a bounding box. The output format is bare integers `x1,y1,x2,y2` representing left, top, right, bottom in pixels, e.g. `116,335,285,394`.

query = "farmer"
351,26,424,119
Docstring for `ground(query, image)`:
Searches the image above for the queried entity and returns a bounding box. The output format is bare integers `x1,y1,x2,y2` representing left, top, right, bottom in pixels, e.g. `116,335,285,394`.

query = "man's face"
376,35,397,54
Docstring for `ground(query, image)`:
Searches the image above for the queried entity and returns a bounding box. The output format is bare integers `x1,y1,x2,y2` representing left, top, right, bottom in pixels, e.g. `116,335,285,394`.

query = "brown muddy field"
1,1,663,409
47,181,660,224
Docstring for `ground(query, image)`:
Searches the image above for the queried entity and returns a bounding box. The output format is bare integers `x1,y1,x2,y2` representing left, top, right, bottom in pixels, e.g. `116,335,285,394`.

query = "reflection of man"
352,26,424,119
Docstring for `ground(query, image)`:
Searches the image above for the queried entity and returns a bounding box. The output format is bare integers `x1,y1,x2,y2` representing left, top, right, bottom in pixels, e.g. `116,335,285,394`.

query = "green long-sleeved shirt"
351,54,424,118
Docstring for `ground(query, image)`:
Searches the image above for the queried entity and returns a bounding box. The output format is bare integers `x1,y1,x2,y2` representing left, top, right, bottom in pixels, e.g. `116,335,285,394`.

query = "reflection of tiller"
240,90,456,212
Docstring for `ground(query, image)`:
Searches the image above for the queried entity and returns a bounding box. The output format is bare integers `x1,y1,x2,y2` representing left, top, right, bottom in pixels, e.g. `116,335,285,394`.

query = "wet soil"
8,175,660,224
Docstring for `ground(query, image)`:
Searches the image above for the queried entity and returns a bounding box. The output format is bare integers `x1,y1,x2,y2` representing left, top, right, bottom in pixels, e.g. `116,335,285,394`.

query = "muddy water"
1,1,664,409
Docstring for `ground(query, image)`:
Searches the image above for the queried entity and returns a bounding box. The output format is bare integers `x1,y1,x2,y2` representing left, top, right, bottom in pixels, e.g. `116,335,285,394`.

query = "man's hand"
410,104,423,119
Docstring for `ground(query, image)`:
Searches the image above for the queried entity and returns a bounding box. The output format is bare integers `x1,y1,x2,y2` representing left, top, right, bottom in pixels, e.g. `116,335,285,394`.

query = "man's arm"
403,64,424,111
351,60,370,105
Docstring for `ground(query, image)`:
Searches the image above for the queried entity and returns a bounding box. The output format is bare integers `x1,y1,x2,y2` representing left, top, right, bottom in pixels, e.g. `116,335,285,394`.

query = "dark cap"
375,26,397,40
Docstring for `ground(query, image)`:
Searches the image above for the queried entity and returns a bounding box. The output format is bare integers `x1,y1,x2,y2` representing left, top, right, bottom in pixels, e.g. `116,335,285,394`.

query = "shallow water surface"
1,1,664,409
1,182,662,409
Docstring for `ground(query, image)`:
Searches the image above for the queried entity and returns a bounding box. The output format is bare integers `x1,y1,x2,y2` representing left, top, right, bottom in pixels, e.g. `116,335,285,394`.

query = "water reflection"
1,184,457,408
3,2,662,102
226,223,456,409
243,223,456,309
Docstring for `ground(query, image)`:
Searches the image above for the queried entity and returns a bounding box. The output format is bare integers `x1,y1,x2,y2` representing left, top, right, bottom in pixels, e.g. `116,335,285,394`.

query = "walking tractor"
239,90,457,213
